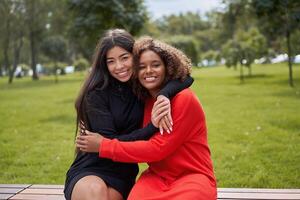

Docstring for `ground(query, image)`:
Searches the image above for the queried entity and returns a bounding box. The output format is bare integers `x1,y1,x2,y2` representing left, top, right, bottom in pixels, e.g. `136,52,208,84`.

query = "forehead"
107,46,131,58
140,50,162,61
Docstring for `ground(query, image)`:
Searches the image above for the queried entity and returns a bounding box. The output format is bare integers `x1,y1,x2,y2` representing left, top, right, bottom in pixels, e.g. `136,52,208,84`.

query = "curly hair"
132,36,192,99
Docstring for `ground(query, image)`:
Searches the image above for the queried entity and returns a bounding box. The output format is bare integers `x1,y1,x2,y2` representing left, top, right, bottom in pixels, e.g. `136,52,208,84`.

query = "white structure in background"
271,54,288,63
14,66,24,77
65,66,75,74
28,64,44,76
294,55,300,63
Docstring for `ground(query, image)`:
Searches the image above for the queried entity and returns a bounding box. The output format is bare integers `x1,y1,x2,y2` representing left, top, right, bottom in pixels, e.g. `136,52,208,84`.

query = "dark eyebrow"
107,52,129,60
119,53,129,57
152,60,162,63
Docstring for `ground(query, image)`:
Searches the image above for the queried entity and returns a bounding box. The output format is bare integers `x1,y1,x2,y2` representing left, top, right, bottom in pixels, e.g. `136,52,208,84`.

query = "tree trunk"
286,29,293,87
54,62,58,83
30,29,39,80
3,17,11,77
8,36,23,84
248,65,252,77
240,64,244,83
28,0,39,81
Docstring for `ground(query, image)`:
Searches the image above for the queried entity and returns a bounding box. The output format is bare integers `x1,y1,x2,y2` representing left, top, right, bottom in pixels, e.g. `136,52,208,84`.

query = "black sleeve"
116,123,158,141
158,76,194,99
85,90,158,142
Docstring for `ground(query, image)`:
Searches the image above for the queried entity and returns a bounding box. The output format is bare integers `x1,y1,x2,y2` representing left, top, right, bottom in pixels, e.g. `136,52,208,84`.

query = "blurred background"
0,0,299,188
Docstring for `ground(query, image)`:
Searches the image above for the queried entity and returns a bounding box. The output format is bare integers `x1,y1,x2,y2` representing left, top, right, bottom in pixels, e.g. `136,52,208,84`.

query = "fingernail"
171,122,173,125
170,127,173,132
167,130,170,134
160,130,163,135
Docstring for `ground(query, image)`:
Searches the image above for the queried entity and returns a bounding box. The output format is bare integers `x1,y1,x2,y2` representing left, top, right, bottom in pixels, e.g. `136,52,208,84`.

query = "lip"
116,69,130,78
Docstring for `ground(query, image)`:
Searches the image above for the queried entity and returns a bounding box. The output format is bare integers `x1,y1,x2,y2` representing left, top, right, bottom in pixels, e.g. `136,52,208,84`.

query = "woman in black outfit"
64,29,193,200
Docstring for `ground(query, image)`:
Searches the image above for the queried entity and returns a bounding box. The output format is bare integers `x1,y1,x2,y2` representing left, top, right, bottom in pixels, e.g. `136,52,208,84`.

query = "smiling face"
106,46,133,82
138,50,166,97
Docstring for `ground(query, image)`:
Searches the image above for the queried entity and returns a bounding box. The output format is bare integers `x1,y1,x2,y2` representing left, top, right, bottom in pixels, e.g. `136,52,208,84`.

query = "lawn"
0,63,299,188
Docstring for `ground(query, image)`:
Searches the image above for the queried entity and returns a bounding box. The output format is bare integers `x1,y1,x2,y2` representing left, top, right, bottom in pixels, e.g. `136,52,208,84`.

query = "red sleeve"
99,89,205,163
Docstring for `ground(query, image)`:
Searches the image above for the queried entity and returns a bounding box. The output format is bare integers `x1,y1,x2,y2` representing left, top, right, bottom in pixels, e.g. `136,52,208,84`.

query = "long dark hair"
74,29,134,151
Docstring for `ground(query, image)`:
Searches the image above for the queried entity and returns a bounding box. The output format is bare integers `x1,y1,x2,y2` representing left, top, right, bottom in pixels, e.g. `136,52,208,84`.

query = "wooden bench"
1,184,300,200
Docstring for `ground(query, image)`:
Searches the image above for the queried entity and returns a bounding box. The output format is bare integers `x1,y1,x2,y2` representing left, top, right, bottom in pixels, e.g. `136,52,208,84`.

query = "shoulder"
172,88,197,103
171,88,203,113
86,87,109,105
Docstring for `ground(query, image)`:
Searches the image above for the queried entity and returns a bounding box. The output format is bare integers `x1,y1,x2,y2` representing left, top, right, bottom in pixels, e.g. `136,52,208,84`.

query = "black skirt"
64,171,135,200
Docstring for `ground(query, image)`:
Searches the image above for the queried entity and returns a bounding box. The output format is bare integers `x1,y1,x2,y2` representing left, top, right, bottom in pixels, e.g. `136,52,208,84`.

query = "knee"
71,176,109,200
87,181,108,198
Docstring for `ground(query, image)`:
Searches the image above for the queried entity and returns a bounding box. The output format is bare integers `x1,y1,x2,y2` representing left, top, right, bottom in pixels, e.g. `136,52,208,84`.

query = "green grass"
0,63,299,188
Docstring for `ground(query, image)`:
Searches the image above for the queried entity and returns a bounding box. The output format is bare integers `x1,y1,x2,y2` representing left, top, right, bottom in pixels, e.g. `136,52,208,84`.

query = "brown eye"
139,65,146,69
106,60,114,65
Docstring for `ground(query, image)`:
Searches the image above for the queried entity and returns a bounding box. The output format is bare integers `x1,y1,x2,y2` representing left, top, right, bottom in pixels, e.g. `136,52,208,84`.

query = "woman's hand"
76,130,104,153
152,95,173,135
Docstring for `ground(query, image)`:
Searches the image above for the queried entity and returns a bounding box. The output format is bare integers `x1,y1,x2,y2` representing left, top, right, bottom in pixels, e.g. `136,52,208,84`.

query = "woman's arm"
99,89,204,163
154,76,194,133
85,90,158,142
77,89,206,163
158,76,193,99
84,77,194,140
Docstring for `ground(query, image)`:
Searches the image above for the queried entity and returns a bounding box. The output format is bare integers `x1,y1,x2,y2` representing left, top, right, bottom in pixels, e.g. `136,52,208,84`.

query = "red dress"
100,89,217,200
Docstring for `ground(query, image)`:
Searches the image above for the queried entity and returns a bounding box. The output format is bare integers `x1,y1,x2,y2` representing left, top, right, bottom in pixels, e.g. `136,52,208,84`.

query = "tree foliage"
222,27,267,82
164,35,199,65
68,0,148,59
252,0,300,86
41,36,67,83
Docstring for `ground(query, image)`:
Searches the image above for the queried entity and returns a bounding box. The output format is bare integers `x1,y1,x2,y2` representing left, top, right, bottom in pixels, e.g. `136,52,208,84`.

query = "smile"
144,76,157,82
116,70,130,77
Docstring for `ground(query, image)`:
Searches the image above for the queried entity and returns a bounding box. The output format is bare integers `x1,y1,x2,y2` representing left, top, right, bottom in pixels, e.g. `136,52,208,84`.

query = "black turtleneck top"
65,77,193,196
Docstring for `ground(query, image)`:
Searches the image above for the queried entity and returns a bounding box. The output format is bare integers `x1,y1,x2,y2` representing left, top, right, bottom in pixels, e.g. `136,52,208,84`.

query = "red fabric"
100,89,217,199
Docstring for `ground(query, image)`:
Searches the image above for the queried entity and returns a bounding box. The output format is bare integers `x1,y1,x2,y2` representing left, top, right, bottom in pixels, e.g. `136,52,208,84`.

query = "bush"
74,58,90,71
163,35,199,65
43,62,68,75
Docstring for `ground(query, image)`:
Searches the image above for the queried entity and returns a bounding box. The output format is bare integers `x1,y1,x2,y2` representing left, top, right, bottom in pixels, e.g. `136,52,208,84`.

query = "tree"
0,0,26,83
156,12,209,36
222,28,267,83
0,0,12,78
68,0,148,59
164,35,199,65
25,0,50,80
41,36,67,83
252,0,300,87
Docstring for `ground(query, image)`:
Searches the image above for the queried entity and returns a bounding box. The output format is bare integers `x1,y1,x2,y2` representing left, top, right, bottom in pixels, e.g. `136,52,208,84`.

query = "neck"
149,88,160,98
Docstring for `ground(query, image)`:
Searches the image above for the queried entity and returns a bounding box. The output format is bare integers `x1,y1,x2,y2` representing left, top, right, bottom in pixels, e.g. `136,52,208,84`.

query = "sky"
145,0,224,20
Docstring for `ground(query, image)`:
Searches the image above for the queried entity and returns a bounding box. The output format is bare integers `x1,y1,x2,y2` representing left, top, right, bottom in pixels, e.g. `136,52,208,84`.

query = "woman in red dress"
77,37,217,200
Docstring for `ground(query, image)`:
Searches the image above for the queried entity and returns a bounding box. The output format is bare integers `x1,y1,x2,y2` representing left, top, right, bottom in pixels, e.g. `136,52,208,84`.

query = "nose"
145,66,152,73
115,60,124,70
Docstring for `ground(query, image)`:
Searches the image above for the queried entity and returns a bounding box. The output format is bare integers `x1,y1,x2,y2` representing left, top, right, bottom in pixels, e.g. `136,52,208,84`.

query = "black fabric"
158,76,194,99
64,77,193,199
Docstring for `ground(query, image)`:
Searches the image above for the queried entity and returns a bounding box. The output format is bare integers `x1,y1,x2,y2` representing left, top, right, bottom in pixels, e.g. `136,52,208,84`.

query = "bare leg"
108,187,123,200
71,175,108,200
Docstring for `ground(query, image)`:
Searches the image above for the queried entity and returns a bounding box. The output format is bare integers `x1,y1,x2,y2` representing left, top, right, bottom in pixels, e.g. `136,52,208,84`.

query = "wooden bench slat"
218,188,300,194
1,184,299,200
0,188,24,194
19,188,63,195
218,192,300,199
29,185,64,189
9,194,65,200
0,193,16,199
0,184,30,188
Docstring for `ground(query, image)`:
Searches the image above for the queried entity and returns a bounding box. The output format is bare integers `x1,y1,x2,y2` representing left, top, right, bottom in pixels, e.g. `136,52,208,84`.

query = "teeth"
118,71,127,76
145,77,156,81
